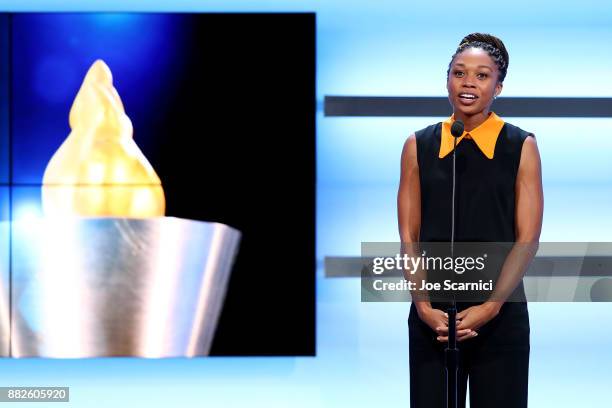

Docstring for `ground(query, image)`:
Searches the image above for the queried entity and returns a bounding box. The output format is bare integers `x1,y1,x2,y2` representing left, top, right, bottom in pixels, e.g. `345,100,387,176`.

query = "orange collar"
439,112,505,159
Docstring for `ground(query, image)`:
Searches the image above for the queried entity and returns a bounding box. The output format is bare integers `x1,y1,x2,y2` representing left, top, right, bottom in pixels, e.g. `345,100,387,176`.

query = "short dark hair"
447,33,510,83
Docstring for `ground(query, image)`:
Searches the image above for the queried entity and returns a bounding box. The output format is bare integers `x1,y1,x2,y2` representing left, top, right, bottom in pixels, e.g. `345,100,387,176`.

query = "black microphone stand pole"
445,124,462,408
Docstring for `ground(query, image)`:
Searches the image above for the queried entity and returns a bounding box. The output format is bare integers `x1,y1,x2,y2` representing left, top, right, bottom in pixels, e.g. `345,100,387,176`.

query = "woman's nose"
461,77,476,88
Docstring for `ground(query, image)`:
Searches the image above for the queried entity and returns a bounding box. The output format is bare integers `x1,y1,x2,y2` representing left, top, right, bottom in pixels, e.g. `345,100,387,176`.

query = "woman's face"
447,47,503,117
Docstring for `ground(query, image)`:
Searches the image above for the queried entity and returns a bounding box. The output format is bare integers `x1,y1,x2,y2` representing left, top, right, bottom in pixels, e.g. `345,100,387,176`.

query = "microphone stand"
445,129,460,408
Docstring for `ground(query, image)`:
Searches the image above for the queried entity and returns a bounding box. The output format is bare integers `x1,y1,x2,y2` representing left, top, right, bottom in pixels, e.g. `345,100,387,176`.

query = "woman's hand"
444,303,501,341
416,305,476,343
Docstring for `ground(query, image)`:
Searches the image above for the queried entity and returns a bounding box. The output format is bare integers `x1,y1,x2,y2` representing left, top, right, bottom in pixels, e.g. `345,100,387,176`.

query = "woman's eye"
454,71,464,77
477,73,488,79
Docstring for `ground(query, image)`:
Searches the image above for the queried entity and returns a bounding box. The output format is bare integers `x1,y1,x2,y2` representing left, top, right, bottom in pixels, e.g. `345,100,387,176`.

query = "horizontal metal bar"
324,96,612,117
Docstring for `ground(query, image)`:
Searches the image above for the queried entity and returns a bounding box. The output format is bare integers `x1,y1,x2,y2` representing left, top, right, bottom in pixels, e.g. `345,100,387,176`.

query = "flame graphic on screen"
42,60,165,217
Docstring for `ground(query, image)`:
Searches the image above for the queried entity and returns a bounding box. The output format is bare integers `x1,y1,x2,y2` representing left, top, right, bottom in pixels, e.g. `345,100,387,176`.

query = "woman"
397,33,544,408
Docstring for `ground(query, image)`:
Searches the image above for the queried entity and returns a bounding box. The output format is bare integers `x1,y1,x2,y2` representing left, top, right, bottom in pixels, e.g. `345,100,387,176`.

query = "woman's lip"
457,95,478,105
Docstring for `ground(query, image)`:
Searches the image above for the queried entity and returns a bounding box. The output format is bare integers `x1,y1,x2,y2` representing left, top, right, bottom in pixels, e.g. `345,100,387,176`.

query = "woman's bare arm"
398,134,435,310
399,134,462,338
397,134,421,244
484,135,544,311
397,135,425,301
460,136,544,325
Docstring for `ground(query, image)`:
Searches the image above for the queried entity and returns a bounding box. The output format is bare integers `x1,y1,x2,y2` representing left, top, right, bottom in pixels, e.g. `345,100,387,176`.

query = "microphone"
450,119,463,257
451,120,464,138
446,119,463,408
450,119,463,253
449,119,463,256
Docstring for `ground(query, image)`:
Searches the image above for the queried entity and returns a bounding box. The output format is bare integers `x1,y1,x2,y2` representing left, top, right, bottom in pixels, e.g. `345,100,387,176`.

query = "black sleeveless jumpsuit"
408,121,533,408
